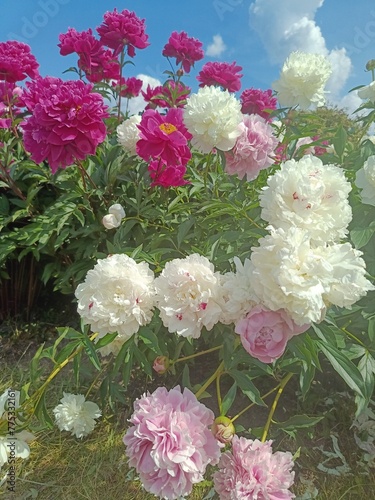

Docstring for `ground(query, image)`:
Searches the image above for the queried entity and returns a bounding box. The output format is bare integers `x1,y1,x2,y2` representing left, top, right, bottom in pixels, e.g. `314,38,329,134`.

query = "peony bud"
153,356,170,374
366,59,375,71
108,203,125,220
102,213,121,229
212,415,236,444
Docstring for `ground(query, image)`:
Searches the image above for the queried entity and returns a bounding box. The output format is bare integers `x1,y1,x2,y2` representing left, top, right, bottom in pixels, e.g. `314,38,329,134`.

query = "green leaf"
273,414,324,431
95,332,118,349
221,382,237,415
82,335,101,371
138,327,162,355
177,217,195,248
313,325,367,399
350,226,375,249
332,125,347,159
230,369,266,407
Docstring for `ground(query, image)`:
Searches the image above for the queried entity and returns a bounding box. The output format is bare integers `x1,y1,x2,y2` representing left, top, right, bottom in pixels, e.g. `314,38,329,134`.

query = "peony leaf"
273,414,324,431
221,382,237,415
229,370,266,407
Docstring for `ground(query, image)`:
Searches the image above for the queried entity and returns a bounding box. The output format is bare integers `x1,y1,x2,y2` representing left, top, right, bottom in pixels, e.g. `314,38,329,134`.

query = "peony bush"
1,7,375,499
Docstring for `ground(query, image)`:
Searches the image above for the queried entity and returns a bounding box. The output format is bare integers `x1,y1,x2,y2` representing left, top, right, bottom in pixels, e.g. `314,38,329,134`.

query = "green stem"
117,49,125,124
173,345,222,364
261,372,294,442
216,371,223,413
231,385,279,423
195,361,224,400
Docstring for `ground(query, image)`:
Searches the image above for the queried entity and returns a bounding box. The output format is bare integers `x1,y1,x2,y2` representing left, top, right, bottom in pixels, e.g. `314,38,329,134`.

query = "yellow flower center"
159,123,177,134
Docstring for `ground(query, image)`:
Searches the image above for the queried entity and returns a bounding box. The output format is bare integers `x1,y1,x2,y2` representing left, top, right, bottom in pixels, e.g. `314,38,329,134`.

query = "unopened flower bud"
153,356,170,374
366,59,375,71
176,68,184,77
102,213,121,229
108,203,125,219
212,416,236,444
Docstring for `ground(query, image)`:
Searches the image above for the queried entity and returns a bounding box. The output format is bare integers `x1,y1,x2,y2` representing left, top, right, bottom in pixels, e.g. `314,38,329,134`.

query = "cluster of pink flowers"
21,77,108,172
142,80,191,109
111,76,142,98
0,82,22,129
123,386,295,499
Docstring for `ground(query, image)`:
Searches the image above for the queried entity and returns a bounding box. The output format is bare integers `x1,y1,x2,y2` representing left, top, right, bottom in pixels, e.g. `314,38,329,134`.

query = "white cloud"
127,74,162,115
249,0,352,104
206,34,226,57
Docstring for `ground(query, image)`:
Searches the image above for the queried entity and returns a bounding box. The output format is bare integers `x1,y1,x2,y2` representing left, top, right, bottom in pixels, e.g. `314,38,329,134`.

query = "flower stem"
261,372,294,442
173,345,222,364
195,361,225,400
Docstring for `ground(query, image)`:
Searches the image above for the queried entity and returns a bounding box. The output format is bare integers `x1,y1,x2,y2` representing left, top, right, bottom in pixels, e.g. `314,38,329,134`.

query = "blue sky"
1,0,375,113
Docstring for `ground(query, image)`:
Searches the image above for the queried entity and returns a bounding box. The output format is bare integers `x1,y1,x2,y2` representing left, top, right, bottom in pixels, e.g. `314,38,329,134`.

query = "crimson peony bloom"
0,41,39,83
162,31,204,73
148,159,189,188
197,61,243,93
123,386,221,499
142,81,191,109
112,76,142,98
97,8,149,57
136,108,192,167
22,77,108,173
240,87,278,120
58,28,120,83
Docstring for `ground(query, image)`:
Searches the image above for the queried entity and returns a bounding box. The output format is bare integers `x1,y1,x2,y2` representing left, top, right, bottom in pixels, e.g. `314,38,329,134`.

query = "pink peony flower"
0,41,39,83
197,61,243,93
224,114,278,181
142,81,191,109
162,31,204,73
112,76,143,98
58,28,120,83
213,436,295,499
148,159,189,188
123,386,221,500
240,88,278,120
312,135,330,156
142,84,167,109
235,305,309,364
22,77,108,173
97,8,149,57
136,108,192,167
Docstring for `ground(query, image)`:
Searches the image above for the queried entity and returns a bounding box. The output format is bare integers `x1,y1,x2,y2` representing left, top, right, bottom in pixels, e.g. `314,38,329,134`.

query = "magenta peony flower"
148,159,189,188
22,77,108,173
224,114,278,181
142,81,191,109
197,61,243,93
0,82,23,128
235,305,309,363
0,41,39,83
240,87,278,120
162,31,204,73
97,8,149,57
58,28,120,83
136,108,192,167
112,76,143,98
214,436,295,499
123,386,221,500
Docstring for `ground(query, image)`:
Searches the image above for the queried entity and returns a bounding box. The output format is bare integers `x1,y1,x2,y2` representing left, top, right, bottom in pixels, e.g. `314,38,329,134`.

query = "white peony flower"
117,115,142,155
250,226,374,325
220,257,258,324
102,203,126,229
272,51,332,110
0,389,34,469
358,81,375,103
315,242,374,308
75,254,155,345
53,393,101,439
355,155,375,206
259,155,352,243
183,86,242,153
154,254,225,338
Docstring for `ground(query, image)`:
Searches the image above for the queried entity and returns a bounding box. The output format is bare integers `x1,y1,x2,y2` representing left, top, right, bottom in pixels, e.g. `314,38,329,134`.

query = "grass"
1,336,375,500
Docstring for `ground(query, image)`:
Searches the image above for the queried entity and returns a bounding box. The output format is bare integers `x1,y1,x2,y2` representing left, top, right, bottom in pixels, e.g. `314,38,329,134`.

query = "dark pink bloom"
123,386,221,499
22,77,108,173
0,41,39,83
240,88,278,120
112,76,142,98
149,159,189,188
97,8,149,57
136,108,192,167
162,31,204,73
142,84,167,109
213,436,295,499
58,28,120,83
312,135,330,156
0,82,23,128
197,61,243,93
224,114,278,181
235,305,309,363
142,81,191,109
